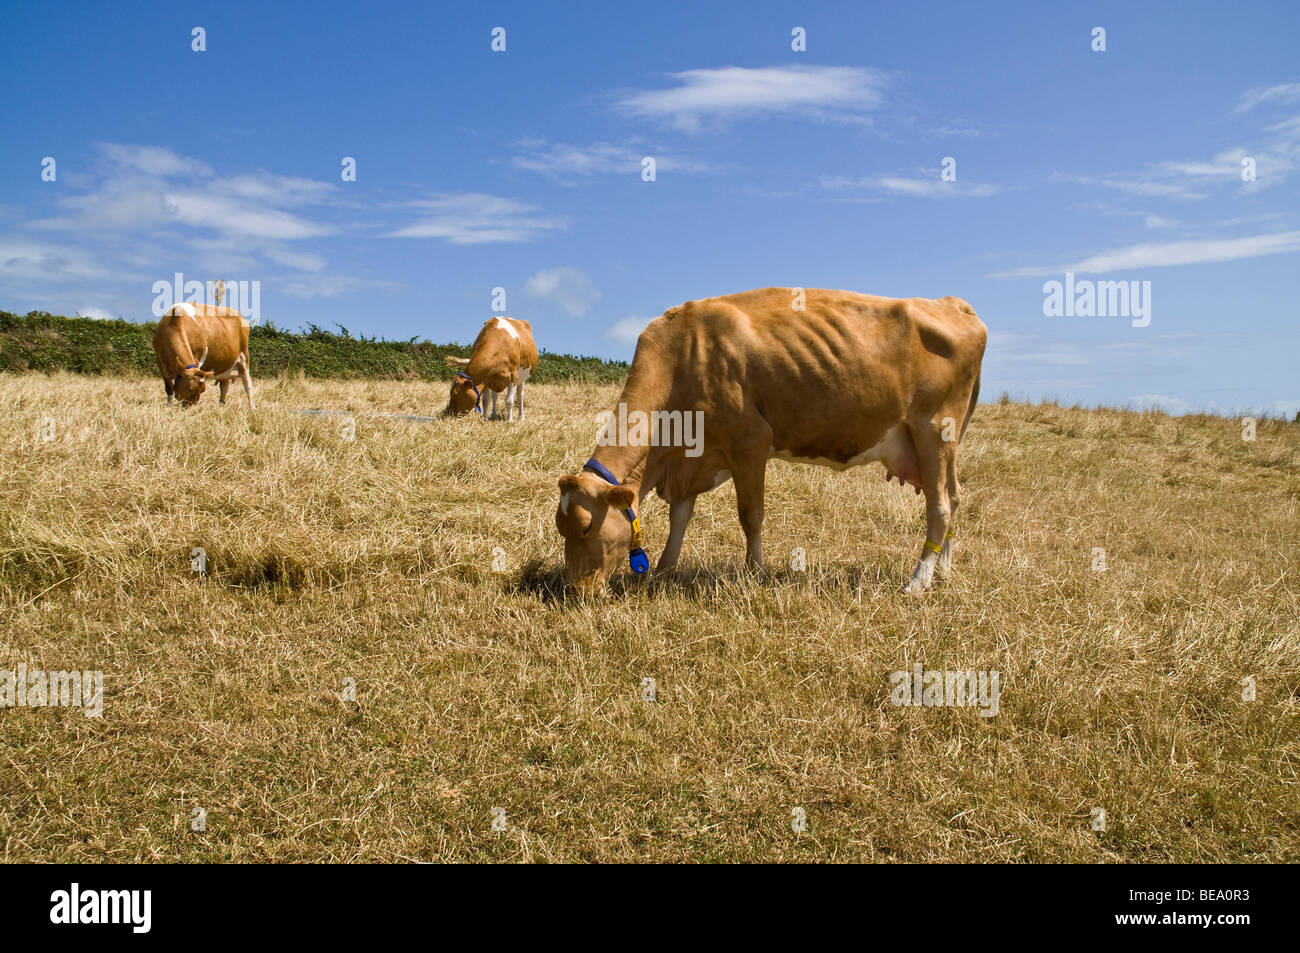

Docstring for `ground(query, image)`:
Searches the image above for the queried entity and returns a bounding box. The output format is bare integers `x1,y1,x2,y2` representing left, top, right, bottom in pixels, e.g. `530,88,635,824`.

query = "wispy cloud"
386,193,566,244
33,143,339,240
605,315,653,344
509,137,717,182
615,65,887,131
2,142,376,312
991,230,1300,277
524,267,600,317
1052,86,1300,199
1235,82,1300,113
822,173,1001,199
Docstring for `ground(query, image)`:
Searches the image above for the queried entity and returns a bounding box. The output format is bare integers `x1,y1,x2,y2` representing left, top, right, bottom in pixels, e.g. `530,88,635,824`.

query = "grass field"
1,371,1297,862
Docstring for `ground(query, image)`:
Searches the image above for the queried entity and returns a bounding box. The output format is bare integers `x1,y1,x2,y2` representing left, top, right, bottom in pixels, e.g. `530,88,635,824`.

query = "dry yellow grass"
1,370,1296,862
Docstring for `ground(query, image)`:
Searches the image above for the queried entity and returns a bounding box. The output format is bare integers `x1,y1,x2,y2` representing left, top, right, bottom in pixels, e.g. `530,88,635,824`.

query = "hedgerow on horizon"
0,310,629,384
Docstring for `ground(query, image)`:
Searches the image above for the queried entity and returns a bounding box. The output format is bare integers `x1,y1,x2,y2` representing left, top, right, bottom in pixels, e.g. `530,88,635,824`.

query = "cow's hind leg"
515,368,530,421
730,453,770,571
904,420,955,595
937,458,960,578
238,356,256,410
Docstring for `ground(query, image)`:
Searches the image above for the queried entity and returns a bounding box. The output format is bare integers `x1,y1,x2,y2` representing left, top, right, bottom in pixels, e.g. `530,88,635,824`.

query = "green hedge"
0,311,629,384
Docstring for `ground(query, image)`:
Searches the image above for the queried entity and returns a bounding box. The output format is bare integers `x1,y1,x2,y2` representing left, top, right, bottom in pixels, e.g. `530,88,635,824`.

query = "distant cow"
555,288,986,595
153,303,255,408
444,317,538,421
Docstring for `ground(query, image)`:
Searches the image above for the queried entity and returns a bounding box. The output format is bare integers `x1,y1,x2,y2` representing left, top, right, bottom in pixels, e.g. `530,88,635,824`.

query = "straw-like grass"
1,371,1296,861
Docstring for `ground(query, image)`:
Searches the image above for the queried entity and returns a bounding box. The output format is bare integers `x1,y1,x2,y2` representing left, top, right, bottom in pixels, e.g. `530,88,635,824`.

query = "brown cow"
153,302,255,408
444,317,539,420
555,288,986,595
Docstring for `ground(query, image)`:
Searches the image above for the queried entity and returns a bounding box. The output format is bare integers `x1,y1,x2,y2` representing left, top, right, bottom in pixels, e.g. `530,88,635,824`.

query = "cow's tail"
960,367,981,442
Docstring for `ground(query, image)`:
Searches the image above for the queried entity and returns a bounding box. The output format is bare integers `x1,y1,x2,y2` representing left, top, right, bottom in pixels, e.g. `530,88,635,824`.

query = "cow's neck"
587,361,670,500
588,443,649,498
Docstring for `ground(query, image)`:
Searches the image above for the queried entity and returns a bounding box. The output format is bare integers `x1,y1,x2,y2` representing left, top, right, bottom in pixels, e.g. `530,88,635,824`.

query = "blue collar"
583,458,649,574
456,371,483,414
173,362,199,388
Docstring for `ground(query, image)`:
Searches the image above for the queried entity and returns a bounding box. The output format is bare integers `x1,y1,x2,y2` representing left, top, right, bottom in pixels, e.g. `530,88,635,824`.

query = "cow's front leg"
732,462,767,570
656,495,697,573
504,380,517,422
218,379,229,404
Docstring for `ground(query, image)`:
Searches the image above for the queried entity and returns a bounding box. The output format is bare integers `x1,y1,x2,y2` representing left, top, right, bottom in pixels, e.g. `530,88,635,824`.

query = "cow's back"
637,288,986,461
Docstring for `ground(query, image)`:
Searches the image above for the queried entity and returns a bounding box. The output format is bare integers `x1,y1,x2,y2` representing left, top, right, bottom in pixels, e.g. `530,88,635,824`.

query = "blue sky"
1,0,1297,415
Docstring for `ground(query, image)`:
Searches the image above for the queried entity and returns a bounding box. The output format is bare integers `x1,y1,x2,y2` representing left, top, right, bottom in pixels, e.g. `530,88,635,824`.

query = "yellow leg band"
945,531,955,540
924,539,944,555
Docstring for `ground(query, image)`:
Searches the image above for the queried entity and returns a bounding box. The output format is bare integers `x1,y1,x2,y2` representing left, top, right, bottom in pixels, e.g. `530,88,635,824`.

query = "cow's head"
445,374,481,417
555,472,637,594
443,356,481,417
173,349,213,406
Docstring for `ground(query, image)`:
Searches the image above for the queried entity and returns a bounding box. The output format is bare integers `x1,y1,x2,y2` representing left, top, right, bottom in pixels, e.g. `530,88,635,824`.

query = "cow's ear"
558,475,582,493
605,486,635,509
197,369,214,378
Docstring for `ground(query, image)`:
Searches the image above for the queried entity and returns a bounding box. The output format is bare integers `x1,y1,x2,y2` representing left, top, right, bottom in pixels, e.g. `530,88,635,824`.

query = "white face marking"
560,493,571,515
492,317,520,341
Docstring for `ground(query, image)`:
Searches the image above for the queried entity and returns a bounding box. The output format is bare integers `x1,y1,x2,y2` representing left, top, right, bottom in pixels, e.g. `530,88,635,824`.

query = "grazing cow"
555,288,986,595
444,317,539,421
153,302,255,408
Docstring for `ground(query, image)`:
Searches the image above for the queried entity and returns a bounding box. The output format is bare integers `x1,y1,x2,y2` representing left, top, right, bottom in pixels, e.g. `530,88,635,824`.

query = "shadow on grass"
510,557,904,604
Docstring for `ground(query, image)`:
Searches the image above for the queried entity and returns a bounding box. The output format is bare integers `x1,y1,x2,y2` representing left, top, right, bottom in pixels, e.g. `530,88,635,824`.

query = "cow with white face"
444,317,539,421
555,288,987,596
153,302,255,408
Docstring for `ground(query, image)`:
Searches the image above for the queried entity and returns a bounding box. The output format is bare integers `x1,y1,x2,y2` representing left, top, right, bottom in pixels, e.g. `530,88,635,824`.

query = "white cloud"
1050,171,1205,200
1051,92,1300,200
32,143,340,241
99,143,213,178
278,275,399,299
525,267,600,317
822,173,1001,199
992,231,1300,277
510,138,716,181
605,315,653,344
615,65,887,131
0,238,122,283
387,193,565,243
2,143,370,310
1235,83,1300,113
512,140,642,179
1131,393,1194,414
